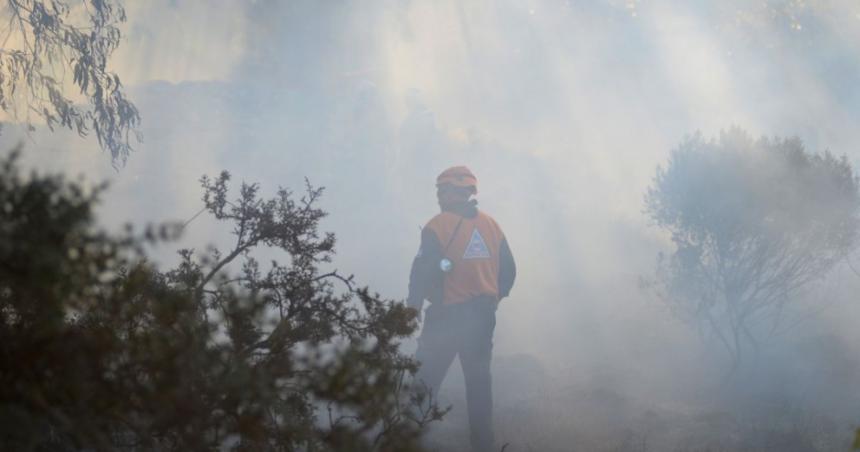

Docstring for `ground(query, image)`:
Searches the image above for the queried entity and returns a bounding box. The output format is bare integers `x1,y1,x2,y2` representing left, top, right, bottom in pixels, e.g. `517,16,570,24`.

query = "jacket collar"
442,199,478,218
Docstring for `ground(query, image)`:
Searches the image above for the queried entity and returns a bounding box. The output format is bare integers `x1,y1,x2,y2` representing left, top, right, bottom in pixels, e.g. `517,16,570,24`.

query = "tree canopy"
0,0,140,165
0,147,442,451
644,128,860,369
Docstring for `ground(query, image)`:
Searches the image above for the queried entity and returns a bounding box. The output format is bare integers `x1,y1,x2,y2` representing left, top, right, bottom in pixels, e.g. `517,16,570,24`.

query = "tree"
644,128,860,370
0,146,442,451
0,0,140,165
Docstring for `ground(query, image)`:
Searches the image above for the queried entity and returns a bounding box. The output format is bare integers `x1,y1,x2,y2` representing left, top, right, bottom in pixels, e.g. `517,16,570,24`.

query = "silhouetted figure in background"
408,166,516,452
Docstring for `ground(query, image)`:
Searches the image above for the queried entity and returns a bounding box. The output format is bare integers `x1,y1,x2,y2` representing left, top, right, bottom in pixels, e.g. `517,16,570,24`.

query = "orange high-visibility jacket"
408,203,516,307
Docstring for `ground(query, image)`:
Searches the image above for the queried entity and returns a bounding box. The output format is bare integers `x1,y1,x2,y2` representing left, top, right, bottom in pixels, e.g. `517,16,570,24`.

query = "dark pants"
415,296,497,452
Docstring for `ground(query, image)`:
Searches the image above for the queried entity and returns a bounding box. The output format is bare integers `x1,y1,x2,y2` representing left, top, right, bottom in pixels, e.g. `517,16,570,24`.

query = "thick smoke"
3,0,860,449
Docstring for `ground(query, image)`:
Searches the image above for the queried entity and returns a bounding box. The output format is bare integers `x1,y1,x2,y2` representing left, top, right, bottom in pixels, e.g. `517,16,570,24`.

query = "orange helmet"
436,166,478,194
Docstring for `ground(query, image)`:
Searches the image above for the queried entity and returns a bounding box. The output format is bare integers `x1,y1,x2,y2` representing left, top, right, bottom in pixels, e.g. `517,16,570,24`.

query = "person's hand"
406,299,423,324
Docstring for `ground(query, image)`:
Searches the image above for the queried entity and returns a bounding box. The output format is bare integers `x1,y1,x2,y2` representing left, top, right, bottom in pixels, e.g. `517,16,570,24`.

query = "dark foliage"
0,147,443,451
0,0,140,165
644,128,860,370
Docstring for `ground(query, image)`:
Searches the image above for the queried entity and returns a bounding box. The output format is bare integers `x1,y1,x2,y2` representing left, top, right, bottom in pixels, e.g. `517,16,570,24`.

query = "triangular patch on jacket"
463,228,491,259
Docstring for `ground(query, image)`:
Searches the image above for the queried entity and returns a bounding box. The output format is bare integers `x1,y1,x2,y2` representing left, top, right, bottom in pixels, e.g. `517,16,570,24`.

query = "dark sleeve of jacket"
498,237,516,299
407,228,444,310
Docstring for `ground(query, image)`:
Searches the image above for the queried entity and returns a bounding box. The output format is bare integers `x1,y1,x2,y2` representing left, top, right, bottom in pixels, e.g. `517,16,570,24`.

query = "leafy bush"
0,147,442,451
644,128,860,370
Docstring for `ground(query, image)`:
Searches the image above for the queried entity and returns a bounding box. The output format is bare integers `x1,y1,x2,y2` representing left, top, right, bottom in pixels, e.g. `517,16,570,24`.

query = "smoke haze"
4,1,860,449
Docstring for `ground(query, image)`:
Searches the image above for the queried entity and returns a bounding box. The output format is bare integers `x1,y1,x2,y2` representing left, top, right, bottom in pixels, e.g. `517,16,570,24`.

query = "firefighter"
407,166,516,452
